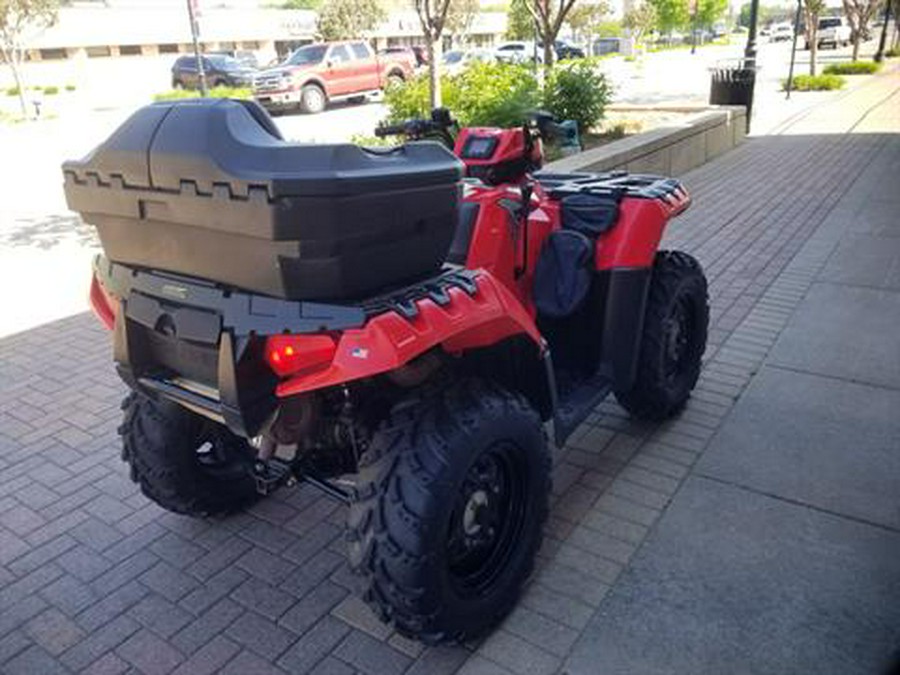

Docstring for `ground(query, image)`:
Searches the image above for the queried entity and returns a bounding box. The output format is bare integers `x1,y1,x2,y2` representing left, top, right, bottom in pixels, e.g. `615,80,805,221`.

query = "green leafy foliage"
542,58,612,134
153,86,253,101
594,20,623,36
783,73,845,90
506,0,535,39
823,60,880,74
885,47,899,58
385,61,540,128
316,0,385,41
64,83,75,91
42,84,57,94
647,0,690,33
696,0,728,29
5,85,18,95
275,0,321,7
623,3,658,41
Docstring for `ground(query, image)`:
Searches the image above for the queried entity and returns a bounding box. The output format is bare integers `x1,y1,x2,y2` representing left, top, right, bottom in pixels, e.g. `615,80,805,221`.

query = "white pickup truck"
807,16,852,49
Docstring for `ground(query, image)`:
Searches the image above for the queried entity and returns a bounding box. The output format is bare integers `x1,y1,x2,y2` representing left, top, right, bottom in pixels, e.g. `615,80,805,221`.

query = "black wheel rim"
664,294,696,384
445,442,528,596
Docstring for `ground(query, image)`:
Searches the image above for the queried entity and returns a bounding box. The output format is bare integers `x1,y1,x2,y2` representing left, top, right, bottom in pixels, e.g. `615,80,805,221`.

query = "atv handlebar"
374,108,458,149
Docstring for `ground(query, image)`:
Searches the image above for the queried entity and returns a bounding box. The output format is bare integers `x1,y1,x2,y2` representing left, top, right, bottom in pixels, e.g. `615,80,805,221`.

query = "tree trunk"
427,37,442,108
9,50,29,119
543,34,554,73
852,32,861,60
809,27,818,75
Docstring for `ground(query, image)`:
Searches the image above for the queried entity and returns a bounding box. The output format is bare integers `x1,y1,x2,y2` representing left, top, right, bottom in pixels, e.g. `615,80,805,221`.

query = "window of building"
159,43,179,54
120,45,142,56
39,48,67,60
241,41,261,50
86,46,111,58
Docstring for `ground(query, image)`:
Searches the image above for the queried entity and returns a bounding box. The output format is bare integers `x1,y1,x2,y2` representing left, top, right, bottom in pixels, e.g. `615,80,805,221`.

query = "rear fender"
596,190,690,270
275,272,543,397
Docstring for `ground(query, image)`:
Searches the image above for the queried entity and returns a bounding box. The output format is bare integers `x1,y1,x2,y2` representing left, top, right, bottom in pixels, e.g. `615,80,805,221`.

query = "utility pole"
744,0,760,67
691,0,698,54
874,0,892,62
784,0,803,98
187,0,208,96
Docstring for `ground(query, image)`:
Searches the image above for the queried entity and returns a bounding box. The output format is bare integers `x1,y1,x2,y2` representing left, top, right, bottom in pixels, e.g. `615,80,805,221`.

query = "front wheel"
615,251,709,421
347,379,551,644
299,84,326,114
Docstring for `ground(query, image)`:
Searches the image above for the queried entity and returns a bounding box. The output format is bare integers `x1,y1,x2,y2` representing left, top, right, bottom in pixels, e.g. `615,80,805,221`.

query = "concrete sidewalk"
566,69,900,675
0,68,898,675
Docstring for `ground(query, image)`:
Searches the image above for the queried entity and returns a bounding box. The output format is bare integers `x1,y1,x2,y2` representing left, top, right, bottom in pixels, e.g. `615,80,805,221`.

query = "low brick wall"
545,105,747,176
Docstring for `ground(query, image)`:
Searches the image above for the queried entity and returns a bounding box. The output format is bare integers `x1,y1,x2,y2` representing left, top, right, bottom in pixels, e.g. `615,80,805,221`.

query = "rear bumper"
94,255,365,437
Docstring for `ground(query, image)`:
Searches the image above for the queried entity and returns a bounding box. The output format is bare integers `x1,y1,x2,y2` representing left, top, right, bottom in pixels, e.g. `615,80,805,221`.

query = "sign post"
186,0,208,96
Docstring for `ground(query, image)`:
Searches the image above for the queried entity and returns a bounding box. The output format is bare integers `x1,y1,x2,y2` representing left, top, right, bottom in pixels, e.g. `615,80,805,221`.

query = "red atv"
64,99,708,643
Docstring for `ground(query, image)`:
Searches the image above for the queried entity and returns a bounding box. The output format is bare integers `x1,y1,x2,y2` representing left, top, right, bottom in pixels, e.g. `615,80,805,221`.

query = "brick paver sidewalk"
1,68,898,675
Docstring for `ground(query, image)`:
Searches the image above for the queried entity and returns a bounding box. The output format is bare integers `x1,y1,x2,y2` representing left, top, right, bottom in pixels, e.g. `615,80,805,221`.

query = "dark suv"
171,54,255,89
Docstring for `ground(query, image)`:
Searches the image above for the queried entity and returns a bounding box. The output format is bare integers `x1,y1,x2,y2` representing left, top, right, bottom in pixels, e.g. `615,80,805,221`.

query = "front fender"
276,271,541,397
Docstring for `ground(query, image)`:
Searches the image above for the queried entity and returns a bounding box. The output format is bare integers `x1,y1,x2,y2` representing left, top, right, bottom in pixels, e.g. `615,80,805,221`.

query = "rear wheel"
299,84,326,114
615,251,709,420
347,378,550,644
119,392,259,517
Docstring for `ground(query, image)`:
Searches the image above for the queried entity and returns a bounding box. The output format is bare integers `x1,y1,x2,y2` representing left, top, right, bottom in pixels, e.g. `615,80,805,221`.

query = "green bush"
451,61,540,127
823,61,880,75
884,47,898,58
65,84,77,92
153,85,252,101
5,86,19,96
385,61,539,128
43,86,59,95
542,58,613,134
783,73,845,91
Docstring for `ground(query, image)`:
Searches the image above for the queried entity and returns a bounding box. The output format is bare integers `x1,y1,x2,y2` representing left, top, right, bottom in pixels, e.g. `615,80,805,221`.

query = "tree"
0,0,58,119
523,0,584,69
646,0,690,34
415,0,453,107
803,0,825,74
695,0,727,28
277,0,321,8
566,2,610,41
507,0,535,39
317,0,385,41
445,0,479,46
842,0,882,59
623,2,658,41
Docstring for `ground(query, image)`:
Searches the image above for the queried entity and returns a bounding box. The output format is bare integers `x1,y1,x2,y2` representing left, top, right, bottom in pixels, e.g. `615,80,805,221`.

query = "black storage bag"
560,192,619,237
533,230,594,318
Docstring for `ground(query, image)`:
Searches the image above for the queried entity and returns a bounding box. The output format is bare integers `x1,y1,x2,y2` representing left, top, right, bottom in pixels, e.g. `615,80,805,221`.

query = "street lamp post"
744,0,761,67
186,0,208,96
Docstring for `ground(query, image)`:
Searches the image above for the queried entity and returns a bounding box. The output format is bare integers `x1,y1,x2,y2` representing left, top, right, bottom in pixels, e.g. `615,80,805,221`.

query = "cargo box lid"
63,98,463,199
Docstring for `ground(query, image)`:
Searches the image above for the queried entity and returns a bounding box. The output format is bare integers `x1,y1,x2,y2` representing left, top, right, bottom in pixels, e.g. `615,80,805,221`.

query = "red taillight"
265,334,336,378
89,274,118,330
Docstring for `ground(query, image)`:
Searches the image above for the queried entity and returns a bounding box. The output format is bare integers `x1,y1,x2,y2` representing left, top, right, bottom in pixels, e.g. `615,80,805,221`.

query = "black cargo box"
63,98,463,301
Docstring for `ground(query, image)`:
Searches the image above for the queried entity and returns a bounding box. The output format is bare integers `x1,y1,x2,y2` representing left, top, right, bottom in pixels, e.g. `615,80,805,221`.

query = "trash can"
709,61,757,132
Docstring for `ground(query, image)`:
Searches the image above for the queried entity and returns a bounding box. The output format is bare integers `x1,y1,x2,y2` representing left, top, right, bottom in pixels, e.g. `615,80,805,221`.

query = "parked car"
252,41,415,115
770,23,795,42
442,48,495,74
806,16,851,49
208,49,259,69
171,54,255,90
494,41,543,64
411,45,429,67
379,46,420,67
551,40,586,59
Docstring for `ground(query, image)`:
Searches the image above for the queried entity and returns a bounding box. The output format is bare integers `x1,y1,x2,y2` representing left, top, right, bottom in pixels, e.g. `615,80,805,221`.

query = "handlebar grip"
374,123,408,137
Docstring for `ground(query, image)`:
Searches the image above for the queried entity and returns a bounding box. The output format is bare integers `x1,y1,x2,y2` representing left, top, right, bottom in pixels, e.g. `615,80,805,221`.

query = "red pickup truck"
253,41,415,115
